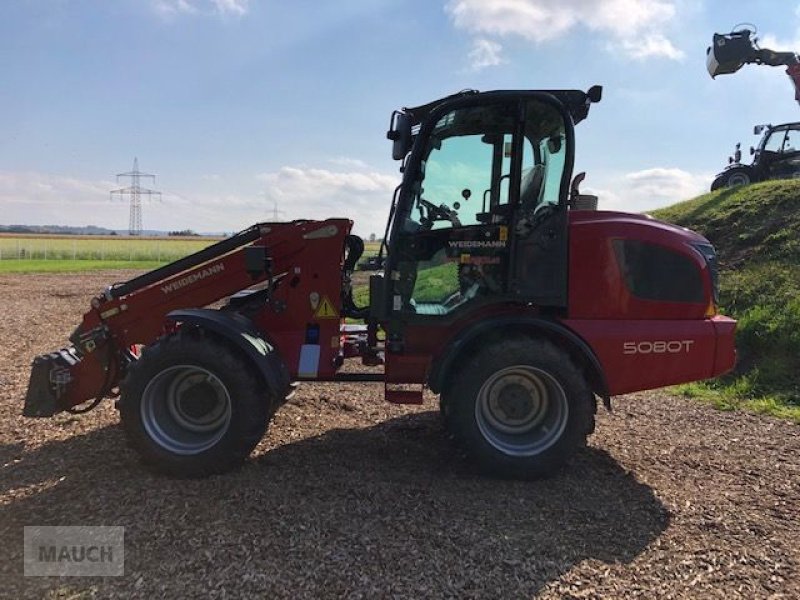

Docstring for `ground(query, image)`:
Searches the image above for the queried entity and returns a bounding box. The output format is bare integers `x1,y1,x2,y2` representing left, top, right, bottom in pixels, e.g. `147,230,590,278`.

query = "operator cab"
756,123,800,179
380,88,601,321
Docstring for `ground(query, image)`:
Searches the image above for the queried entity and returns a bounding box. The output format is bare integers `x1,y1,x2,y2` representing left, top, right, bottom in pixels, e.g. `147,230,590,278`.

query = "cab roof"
402,87,602,127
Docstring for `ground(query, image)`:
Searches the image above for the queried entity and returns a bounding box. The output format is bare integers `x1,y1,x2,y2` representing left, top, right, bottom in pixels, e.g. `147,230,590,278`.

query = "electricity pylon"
111,158,161,235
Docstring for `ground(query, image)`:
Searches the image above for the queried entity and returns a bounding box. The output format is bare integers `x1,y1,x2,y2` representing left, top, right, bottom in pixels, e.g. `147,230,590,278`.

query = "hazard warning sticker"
314,295,339,319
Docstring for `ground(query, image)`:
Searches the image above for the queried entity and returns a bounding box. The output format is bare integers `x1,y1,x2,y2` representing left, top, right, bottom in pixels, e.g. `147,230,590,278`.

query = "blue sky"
1,0,798,235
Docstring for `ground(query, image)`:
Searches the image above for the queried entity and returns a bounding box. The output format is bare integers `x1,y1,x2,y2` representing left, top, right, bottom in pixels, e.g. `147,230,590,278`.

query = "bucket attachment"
24,348,82,417
24,346,108,417
706,31,756,78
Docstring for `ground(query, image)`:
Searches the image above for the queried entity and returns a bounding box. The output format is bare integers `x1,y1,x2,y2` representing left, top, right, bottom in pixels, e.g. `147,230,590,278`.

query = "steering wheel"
418,198,461,228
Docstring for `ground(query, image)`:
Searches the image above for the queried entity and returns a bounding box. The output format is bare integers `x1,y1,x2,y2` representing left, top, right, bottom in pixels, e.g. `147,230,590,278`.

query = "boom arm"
24,219,352,417
707,29,800,105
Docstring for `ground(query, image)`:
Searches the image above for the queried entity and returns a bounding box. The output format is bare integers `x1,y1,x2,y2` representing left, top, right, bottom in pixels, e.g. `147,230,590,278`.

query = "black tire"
119,330,272,478
443,337,594,479
721,168,752,188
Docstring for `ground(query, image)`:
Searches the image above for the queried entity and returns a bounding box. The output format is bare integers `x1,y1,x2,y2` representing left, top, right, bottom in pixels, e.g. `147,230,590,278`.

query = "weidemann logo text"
161,263,225,295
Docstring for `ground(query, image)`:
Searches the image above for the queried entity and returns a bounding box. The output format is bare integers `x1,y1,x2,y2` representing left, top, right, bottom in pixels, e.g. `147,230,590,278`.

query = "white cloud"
758,32,800,54
0,172,119,227
328,157,370,170
211,0,248,16
153,0,249,18
0,166,398,237
617,33,684,61
585,167,711,212
256,166,398,237
468,38,505,70
445,0,682,61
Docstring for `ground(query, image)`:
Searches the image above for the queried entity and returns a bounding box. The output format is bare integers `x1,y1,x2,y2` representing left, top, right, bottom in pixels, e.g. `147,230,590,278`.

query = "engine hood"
569,210,709,244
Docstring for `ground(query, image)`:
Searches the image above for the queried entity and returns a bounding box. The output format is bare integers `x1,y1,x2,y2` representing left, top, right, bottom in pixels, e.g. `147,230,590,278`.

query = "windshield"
399,99,568,234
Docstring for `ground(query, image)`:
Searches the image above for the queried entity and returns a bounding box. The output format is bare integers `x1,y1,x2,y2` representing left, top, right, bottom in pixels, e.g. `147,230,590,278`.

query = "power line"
110,158,162,235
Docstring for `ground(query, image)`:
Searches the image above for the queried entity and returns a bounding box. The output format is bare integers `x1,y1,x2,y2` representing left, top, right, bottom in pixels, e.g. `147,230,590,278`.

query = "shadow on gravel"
0,410,670,598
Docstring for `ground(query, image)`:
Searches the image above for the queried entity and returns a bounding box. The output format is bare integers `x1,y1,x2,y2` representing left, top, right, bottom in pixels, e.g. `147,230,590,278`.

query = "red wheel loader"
24,87,737,479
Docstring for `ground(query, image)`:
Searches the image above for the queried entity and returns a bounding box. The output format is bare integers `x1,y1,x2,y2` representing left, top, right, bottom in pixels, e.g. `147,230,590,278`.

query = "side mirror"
586,85,602,103
387,112,413,161
750,146,755,155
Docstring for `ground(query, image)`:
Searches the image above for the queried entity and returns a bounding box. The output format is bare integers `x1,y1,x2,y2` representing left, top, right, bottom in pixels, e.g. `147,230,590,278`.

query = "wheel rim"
474,366,569,457
141,365,232,455
727,172,750,187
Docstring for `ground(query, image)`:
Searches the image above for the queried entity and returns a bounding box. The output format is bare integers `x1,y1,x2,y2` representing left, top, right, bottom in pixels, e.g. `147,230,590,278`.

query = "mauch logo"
623,340,695,355
38,544,114,563
24,526,124,577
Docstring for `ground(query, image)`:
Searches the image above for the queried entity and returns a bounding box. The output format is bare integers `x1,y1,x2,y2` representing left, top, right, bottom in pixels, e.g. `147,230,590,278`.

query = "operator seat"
519,164,545,210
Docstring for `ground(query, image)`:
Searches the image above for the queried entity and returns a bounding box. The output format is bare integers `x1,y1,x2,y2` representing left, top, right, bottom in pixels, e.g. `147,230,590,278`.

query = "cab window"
407,104,516,232
764,129,786,153
520,101,568,212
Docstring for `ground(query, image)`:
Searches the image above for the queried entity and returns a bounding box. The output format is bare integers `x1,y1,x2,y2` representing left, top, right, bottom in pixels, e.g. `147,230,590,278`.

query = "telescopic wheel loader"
24,87,737,479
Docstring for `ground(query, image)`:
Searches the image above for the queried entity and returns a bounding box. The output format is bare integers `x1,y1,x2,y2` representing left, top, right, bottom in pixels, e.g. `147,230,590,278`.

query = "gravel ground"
0,271,798,599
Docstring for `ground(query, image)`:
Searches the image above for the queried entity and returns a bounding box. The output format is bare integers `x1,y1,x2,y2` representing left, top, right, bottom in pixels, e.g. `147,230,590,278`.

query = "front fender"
166,309,291,401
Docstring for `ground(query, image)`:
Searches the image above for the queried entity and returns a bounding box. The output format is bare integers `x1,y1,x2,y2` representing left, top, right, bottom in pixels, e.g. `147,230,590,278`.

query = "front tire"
443,337,594,479
120,330,272,478
722,168,752,188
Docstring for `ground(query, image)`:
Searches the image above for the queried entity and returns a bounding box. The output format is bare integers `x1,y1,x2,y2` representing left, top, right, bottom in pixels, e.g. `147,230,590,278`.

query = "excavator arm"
707,28,800,104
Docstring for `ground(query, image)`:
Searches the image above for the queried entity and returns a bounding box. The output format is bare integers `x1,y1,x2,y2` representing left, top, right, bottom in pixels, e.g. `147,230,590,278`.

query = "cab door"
767,124,800,179
389,96,574,320
389,101,518,319
510,99,573,307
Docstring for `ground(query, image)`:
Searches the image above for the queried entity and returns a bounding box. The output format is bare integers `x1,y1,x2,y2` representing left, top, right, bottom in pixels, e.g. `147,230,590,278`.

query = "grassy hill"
650,180,800,422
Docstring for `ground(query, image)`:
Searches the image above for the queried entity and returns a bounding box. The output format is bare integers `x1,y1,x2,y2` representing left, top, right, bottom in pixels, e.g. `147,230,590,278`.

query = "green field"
0,259,168,274
0,235,383,274
0,234,218,273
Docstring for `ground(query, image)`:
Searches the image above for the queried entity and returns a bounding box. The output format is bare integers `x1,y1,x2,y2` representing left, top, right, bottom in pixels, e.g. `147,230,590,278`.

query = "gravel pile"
0,272,797,599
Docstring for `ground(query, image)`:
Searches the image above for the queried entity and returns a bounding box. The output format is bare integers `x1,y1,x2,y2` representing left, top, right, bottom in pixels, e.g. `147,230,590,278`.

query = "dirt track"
1,272,798,599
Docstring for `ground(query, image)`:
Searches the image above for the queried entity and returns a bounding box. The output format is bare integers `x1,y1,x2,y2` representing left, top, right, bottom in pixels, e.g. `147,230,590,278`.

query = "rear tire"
120,330,271,478
443,337,594,479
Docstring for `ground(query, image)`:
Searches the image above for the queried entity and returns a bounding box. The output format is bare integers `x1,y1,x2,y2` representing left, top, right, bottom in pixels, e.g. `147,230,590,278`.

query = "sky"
2,0,800,236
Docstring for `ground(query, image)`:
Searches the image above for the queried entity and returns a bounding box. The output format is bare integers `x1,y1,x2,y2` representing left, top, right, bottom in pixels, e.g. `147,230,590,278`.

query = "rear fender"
427,317,609,402
166,309,291,401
